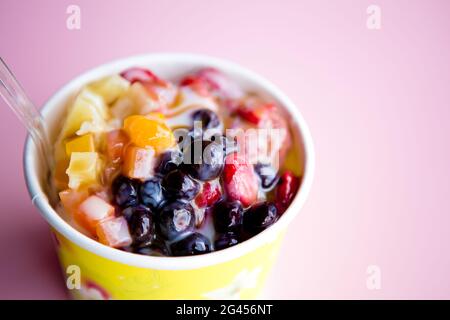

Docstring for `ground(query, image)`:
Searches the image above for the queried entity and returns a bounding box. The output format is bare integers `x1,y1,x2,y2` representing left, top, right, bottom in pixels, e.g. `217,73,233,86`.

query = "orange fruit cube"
65,134,95,156
123,115,174,152
122,145,155,180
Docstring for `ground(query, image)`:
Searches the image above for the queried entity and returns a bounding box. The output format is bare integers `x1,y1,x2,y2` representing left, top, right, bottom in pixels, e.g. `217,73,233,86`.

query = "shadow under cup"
23,54,314,299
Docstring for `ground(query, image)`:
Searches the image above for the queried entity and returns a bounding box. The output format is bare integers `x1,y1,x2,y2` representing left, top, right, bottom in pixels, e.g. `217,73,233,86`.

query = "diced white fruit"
96,217,132,248
79,195,115,223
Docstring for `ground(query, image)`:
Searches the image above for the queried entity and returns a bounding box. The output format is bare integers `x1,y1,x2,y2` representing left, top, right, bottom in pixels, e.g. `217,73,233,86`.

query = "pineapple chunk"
88,75,130,105
65,134,95,156
60,88,108,139
66,152,101,189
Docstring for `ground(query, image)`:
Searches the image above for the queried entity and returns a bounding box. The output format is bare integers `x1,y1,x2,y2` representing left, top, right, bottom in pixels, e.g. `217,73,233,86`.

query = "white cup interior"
24,53,315,270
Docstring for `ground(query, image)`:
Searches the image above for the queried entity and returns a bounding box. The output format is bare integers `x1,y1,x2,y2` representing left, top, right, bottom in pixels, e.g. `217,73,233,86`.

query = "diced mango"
88,75,130,105
60,88,108,139
66,152,101,189
65,134,95,156
76,195,115,235
96,216,132,248
122,145,155,180
54,158,70,190
123,115,175,152
105,129,129,163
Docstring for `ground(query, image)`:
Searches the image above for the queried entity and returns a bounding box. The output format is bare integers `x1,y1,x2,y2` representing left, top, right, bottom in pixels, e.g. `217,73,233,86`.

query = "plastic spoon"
0,57,54,196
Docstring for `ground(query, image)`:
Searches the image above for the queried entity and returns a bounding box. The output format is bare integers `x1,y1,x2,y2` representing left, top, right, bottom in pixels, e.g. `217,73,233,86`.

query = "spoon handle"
0,57,53,172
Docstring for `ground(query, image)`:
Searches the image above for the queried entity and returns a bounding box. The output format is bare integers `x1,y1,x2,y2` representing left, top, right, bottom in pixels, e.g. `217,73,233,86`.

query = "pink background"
1,0,449,299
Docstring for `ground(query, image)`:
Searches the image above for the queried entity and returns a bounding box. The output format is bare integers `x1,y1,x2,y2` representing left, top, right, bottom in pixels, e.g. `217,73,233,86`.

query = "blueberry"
112,176,140,208
140,177,164,210
254,163,279,190
211,135,238,155
157,201,195,240
134,238,169,256
214,232,240,251
182,140,224,181
162,170,200,200
129,208,155,247
212,200,243,233
121,204,151,221
155,151,183,176
170,232,211,256
192,109,220,130
243,202,278,235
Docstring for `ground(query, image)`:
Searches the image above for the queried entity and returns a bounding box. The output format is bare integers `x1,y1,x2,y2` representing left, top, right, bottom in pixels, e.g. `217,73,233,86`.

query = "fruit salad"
52,67,302,256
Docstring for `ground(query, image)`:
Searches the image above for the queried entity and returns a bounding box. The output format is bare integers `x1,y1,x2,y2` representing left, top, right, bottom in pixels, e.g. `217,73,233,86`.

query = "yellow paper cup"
23,54,315,300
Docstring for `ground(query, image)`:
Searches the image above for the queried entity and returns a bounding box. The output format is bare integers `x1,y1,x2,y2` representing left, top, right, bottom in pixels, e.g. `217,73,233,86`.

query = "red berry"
180,68,243,99
195,180,222,208
237,102,275,125
223,153,258,207
180,74,212,96
276,171,300,213
120,67,166,86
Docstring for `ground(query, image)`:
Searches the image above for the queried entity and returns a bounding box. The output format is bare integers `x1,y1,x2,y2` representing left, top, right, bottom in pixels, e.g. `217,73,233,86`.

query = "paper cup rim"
23,53,315,270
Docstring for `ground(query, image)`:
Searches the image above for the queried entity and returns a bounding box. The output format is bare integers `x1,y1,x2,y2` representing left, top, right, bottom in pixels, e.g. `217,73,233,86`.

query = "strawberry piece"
180,68,243,99
276,171,300,213
223,153,258,207
120,67,166,86
237,102,275,125
195,180,222,208
96,216,132,248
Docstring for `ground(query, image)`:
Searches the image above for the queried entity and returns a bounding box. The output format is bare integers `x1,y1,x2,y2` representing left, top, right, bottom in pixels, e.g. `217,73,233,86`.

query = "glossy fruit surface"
243,201,278,235
155,151,182,175
59,189,89,216
223,152,258,207
105,129,129,163
140,177,164,210
254,163,279,190
96,216,132,248
65,134,95,156
112,175,139,208
122,145,155,180
170,232,211,256
161,170,200,200
66,152,101,190
157,201,195,240
182,140,224,181
194,180,222,208
123,115,174,151
276,171,300,212
214,232,239,251
212,200,243,233
128,208,154,247
192,109,220,130
77,195,115,234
